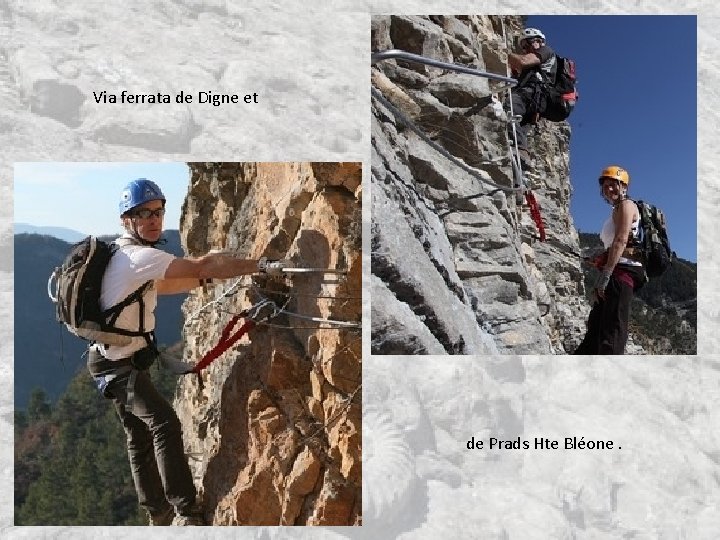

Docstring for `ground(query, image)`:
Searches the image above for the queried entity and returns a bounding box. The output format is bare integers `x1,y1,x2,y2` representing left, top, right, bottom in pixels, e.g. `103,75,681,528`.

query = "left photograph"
14,162,362,526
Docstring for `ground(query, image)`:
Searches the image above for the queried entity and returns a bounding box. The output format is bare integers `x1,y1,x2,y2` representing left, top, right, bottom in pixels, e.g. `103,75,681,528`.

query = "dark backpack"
47,236,153,346
634,200,675,278
543,55,578,122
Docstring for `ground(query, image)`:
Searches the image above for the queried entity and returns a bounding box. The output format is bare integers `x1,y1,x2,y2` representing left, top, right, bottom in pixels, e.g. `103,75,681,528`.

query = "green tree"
16,371,147,525
26,388,51,423
14,410,28,434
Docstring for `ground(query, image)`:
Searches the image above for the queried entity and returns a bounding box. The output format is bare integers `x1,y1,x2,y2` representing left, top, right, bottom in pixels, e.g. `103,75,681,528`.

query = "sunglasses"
523,38,542,45
132,207,166,219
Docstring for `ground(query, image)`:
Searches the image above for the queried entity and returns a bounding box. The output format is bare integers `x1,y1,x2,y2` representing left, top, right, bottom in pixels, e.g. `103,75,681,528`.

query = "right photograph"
371,14,696,355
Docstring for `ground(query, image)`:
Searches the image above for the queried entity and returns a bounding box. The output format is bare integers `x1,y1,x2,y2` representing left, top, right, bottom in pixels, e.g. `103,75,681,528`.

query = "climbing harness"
163,299,282,376
190,315,254,374
169,294,360,376
192,299,280,374
87,342,159,414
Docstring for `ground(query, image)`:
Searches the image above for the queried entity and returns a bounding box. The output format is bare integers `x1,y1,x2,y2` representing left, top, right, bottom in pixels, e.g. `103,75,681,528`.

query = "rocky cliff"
371,15,590,355
174,162,362,525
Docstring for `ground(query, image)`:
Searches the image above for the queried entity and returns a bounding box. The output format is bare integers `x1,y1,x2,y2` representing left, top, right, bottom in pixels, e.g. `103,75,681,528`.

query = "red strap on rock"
525,191,546,242
191,315,256,374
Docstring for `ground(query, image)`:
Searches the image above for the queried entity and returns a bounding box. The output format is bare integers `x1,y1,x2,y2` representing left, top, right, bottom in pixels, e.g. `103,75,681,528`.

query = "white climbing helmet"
520,27,545,45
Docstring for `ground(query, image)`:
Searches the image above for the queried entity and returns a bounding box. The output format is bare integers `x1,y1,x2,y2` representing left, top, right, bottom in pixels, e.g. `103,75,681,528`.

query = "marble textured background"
1,0,716,538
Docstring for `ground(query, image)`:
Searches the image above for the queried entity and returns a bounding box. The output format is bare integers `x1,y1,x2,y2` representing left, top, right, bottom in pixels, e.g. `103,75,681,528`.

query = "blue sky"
14,162,190,235
528,15,697,262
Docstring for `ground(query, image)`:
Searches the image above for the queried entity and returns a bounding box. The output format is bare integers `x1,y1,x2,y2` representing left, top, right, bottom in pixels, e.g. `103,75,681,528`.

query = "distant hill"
578,232,696,354
14,223,88,243
14,231,187,409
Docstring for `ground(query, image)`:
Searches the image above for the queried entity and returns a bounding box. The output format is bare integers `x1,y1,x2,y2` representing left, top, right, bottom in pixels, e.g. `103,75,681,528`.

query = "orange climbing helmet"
598,165,630,186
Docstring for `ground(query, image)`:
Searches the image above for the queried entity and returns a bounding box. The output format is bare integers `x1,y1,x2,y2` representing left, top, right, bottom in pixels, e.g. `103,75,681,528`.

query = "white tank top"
599,201,643,267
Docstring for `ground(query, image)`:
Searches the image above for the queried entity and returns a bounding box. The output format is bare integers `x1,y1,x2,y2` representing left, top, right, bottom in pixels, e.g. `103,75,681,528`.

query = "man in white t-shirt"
87,178,283,525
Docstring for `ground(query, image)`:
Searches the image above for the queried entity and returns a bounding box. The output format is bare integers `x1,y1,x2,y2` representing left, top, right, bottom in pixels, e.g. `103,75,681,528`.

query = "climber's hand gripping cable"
257,256,287,275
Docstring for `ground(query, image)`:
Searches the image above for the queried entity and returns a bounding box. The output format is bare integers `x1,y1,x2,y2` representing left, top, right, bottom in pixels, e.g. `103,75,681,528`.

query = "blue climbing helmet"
119,178,166,215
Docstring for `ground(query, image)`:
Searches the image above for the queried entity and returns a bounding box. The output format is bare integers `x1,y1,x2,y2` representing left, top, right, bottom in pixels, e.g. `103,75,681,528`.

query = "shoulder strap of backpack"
537,53,558,86
620,198,642,247
634,200,653,229
103,236,155,340
552,54,561,79
103,281,152,326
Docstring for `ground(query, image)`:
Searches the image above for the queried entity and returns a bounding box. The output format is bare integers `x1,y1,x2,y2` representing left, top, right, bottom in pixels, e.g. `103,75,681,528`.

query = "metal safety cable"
188,298,284,375
372,46,524,192
251,289,361,330
372,87,524,194
500,17,527,185
372,49,517,86
183,276,249,327
184,266,359,326
500,17,548,242
272,310,361,329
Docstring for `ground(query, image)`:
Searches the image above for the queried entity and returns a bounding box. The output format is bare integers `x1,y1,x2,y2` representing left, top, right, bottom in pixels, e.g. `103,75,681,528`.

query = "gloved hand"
257,256,286,275
593,269,612,300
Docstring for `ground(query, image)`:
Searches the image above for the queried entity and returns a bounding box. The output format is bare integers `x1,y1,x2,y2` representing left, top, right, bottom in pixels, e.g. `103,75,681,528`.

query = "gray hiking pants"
87,347,196,517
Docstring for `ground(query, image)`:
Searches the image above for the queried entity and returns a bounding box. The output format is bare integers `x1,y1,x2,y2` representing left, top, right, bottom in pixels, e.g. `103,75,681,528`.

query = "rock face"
174,162,361,525
371,15,590,354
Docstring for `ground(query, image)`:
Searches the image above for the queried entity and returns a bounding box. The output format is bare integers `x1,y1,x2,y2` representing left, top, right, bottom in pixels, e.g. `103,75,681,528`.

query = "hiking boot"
518,148,533,170
148,506,175,526
172,503,205,526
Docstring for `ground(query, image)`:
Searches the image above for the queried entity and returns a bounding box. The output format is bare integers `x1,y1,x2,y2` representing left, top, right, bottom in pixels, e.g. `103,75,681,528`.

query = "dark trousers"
507,86,547,151
574,272,637,355
87,348,196,516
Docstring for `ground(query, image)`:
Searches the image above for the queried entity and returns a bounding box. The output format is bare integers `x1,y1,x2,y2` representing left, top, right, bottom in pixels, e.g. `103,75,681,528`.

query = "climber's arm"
155,277,206,295
156,254,260,295
604,200,636,273
508,52,541,72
